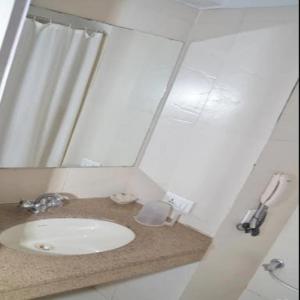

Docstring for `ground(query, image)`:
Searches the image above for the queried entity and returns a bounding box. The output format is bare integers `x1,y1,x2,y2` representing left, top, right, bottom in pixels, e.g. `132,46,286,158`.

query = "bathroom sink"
0,218,135,256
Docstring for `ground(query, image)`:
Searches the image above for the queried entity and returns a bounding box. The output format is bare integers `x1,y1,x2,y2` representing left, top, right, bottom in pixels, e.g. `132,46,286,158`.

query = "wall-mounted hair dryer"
237,173,291,236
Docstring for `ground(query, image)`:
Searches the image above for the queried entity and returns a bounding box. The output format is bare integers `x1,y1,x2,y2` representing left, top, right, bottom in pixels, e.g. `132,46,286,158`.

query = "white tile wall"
0,167,166,204
44,263,199,300
239,289,267,300
241,209,299,300
190,9,245,41
125,168,165,204
44,288,106,300
271,86,299,143
0,168,67,204
141,6,299,236
180,85,299,300
110,263,199,300
0,167,130,203
54,168,134,198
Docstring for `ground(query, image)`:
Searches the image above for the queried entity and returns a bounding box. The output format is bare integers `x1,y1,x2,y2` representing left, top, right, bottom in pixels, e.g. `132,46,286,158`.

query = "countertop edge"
1,250,206,300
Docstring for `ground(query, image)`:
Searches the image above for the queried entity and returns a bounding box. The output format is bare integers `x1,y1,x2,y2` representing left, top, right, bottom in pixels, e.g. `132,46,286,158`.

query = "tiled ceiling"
177,0,299,9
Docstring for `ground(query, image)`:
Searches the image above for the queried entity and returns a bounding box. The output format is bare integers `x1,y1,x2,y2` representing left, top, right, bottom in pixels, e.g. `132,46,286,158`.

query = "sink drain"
34,243,54,251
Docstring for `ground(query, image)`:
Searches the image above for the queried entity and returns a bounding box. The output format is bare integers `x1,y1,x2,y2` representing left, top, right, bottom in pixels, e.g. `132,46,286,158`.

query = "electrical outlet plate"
163,192,194,215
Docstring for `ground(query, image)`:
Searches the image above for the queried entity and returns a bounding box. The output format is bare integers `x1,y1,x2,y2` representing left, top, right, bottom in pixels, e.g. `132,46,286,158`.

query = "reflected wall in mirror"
0,6,182,168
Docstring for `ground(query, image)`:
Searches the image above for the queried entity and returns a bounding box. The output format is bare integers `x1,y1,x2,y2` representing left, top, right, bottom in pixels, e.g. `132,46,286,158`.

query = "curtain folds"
0,19,104,167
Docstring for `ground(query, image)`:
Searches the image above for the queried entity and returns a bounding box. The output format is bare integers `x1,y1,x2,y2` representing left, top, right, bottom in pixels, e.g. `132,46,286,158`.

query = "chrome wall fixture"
263,259,299,292
237,173,291,236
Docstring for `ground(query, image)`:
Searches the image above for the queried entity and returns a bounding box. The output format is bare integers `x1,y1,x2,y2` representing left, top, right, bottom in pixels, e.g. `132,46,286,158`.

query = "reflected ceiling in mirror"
0,5,182,168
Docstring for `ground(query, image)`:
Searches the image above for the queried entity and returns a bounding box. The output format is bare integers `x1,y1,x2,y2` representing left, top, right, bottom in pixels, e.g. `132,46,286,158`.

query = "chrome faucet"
19,193,67,214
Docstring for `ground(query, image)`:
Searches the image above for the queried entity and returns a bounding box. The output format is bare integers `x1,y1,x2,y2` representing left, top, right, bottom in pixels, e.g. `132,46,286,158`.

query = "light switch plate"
163,192,194,215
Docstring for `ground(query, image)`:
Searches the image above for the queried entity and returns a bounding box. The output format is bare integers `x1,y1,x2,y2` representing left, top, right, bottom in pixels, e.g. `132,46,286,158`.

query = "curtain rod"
27,14,104,34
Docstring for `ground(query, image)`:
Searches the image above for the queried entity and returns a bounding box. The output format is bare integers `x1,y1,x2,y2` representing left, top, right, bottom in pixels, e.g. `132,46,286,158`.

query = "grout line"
275,79,299,124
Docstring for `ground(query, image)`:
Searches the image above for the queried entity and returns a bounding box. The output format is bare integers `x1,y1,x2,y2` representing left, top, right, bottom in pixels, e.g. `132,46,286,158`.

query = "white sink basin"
0,218,135,256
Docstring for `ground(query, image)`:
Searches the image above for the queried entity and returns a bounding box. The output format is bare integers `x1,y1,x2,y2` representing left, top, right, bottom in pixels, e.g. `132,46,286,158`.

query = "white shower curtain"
0,19,104,167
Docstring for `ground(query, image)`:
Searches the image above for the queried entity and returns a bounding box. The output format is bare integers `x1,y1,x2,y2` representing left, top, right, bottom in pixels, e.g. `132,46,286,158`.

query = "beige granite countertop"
0,198,211,300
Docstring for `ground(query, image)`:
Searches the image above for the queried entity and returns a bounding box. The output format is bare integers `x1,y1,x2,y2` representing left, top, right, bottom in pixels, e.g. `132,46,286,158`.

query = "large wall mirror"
0,5,182,168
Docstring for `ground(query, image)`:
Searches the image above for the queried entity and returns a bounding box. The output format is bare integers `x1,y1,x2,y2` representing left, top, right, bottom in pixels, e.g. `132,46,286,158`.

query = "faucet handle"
19,199,34,208
35,193,67,203
19,193,69,214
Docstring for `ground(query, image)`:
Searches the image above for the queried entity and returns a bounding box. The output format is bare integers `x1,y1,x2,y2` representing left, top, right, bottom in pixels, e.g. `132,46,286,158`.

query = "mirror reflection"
0,6,182,168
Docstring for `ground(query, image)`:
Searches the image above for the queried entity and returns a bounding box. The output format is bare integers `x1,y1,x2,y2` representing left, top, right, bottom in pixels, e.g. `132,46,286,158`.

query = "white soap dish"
110,193,138,205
